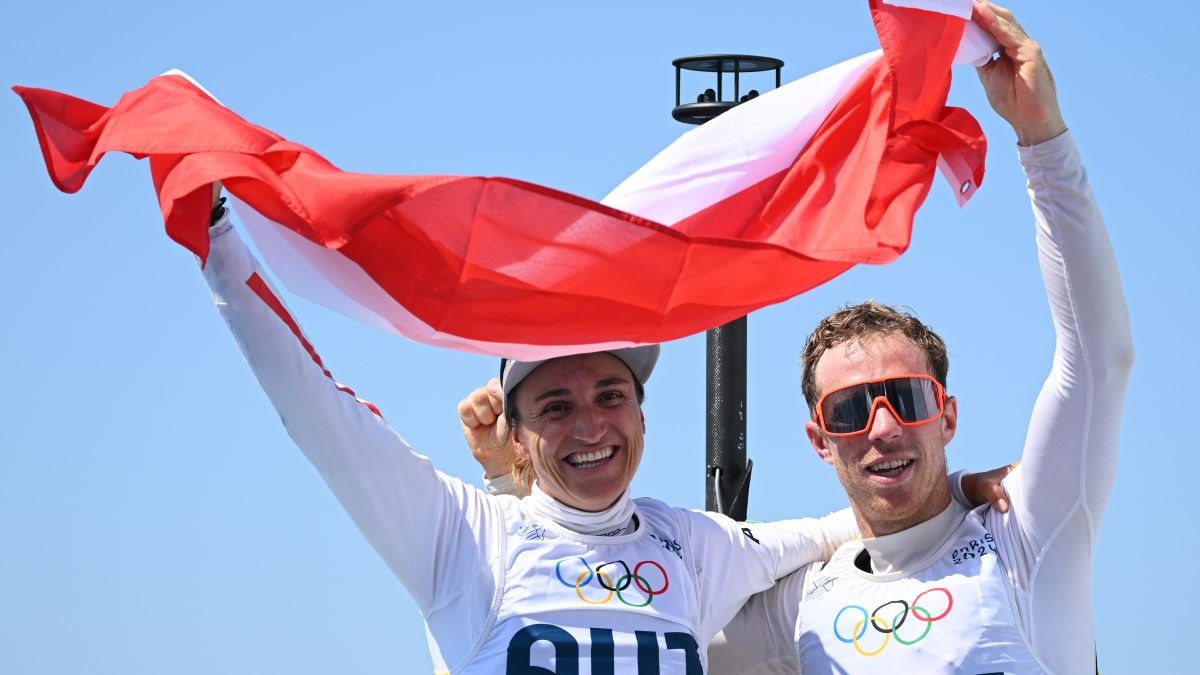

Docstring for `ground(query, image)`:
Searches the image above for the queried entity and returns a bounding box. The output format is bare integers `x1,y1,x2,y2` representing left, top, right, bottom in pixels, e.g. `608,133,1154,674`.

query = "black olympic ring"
596,561,633,591
870,599,908,633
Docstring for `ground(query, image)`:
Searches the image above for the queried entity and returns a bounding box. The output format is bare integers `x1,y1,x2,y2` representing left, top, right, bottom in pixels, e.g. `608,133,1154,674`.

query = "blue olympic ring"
833,605,869,643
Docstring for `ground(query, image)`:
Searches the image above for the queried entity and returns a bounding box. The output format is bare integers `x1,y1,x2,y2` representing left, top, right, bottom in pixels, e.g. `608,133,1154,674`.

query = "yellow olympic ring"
852,616,890,657
576,570,614,605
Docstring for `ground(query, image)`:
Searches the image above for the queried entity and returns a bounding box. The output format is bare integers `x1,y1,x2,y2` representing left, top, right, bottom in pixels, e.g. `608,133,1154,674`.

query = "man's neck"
858,498,966,574
853,489,952,540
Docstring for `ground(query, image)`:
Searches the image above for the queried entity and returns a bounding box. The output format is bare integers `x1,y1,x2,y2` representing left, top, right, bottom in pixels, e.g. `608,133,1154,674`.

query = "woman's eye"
541,402,571,418
599,391,626,405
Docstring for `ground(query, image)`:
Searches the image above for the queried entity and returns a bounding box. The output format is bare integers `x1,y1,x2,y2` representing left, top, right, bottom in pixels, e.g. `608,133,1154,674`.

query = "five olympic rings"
833,587,953,656
555,557,670,607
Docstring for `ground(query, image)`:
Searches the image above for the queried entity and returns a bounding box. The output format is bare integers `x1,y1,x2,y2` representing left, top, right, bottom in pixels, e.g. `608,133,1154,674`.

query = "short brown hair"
800,301,948,413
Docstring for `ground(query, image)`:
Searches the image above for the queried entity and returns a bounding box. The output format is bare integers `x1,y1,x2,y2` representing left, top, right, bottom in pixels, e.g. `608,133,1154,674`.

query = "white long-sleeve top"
199,218,857,672
709,132,1134,674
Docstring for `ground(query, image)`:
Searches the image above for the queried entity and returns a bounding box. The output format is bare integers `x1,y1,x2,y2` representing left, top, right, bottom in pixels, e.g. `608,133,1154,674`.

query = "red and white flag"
15,0,994,360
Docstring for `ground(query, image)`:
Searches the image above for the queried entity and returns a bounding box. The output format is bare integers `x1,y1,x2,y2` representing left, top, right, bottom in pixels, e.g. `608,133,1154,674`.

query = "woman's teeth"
567,447,615,467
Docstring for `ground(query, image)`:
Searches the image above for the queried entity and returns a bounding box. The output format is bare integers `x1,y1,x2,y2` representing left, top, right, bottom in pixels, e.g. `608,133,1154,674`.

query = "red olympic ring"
633,560,669,596
912,587,953,622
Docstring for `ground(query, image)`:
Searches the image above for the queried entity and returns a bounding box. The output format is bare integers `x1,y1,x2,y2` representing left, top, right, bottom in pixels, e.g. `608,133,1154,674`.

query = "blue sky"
2,1,1195,672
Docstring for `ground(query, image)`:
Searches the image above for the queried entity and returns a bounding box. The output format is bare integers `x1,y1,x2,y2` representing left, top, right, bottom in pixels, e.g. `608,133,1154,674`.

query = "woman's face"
511,353,645,512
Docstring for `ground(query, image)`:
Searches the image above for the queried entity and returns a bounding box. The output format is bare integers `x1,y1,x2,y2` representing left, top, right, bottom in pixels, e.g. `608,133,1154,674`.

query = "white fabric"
601,51,880,224
199,223,859,672
956,20,1001,67
859,499,963,575
708,132,1133,674
483,471,517,496
794,502,1043,673
471,498,706,671
882,0,972,20
525,482,637,537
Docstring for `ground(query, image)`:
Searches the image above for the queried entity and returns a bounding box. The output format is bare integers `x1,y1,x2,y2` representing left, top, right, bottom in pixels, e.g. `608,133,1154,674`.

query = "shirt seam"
449,500,508,671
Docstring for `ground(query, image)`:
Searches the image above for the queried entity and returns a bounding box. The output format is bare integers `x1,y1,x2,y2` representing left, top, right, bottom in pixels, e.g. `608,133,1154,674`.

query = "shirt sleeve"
483,472,522,496
707,563,814,674
201,218,502,623
687,508,856,641
1004,131,1134,549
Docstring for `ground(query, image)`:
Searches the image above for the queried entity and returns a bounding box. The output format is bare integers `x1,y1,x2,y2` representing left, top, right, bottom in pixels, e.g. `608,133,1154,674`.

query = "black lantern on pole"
670,54,783,521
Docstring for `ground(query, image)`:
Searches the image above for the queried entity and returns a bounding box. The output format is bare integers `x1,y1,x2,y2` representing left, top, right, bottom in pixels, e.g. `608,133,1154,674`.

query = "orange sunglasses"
814,374,946,436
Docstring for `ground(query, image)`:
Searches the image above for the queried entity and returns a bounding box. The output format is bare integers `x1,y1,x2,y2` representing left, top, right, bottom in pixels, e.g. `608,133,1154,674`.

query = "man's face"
511,353,645,513
804,334,957,537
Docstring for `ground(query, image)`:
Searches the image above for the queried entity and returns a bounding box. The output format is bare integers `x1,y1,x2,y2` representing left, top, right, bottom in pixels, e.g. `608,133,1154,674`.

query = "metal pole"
673,55,781,521
706,317,752,520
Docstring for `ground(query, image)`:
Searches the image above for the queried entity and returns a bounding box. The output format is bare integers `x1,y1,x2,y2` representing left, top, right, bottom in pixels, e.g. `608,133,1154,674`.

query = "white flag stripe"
602,51,880,223
955,21,1000,67
882,0,972,20
602,20,995,224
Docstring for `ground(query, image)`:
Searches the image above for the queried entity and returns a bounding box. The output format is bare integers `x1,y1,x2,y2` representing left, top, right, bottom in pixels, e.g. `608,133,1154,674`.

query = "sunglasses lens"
820,377,941,434
821,386,873,434
885,377,941,424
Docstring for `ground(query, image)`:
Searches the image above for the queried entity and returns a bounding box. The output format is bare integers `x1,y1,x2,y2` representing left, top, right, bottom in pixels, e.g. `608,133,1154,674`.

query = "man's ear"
941,395,958,445
806,419,835,466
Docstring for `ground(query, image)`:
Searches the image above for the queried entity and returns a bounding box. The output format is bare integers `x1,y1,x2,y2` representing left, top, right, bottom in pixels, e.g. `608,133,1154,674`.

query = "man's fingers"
972,0,1026,52
985,1,1017,23
990,484,1010,513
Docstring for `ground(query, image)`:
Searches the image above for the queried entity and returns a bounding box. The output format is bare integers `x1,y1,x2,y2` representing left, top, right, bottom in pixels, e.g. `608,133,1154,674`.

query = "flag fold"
15,0,987,359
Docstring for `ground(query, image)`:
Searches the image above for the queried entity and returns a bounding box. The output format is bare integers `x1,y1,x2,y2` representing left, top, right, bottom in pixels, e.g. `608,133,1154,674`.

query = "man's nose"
866,398,903,442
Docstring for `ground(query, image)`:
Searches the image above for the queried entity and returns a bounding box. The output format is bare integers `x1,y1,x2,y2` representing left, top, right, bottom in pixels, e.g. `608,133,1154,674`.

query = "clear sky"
2,1,1194,673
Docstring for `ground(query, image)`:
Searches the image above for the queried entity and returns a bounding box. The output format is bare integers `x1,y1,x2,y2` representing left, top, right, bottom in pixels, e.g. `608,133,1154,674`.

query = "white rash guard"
709,132,1133,674
199,217,858,673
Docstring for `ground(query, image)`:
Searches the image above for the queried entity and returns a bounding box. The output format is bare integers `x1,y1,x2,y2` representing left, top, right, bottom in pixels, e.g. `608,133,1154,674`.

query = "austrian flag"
14,0,995,360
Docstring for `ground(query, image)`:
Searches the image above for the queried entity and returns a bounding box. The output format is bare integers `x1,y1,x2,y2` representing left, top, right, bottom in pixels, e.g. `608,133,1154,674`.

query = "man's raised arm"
972,0,1134,546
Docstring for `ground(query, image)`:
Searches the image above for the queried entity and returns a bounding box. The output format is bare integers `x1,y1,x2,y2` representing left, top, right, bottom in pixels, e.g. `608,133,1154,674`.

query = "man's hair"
800,301,949,414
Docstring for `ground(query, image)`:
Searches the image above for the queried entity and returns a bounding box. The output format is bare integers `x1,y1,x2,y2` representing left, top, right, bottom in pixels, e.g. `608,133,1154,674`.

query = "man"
707,2,1132,672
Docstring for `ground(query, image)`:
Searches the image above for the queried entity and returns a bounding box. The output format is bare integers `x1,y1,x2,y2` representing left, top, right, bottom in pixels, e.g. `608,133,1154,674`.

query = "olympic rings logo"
832,587,953,657
554,557,670,607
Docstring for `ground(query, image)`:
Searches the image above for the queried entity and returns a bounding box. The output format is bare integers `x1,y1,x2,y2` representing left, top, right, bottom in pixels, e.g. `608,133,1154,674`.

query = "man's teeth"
869,459,912,473
567,447,615,466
